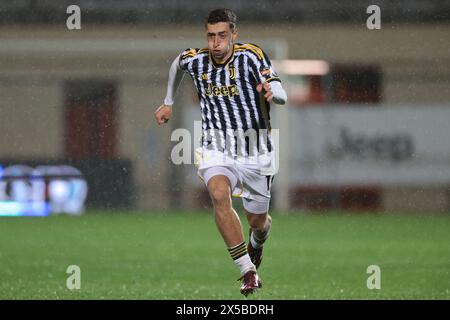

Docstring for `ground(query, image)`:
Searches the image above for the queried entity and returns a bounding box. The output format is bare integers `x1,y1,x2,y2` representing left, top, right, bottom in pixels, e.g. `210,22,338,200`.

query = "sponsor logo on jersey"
205,83,239,97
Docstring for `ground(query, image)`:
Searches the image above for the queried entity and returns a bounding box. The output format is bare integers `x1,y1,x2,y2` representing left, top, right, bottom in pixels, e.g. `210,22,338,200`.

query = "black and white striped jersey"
178,43,281,158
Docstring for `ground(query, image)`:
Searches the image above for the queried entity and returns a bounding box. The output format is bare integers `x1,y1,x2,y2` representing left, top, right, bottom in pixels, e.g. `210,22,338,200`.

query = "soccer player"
154,8,287,296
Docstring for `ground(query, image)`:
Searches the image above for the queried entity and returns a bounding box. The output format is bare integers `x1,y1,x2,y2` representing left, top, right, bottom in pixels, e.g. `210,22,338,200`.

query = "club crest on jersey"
205,83,239,97
228,67,236,80
201,73,208,81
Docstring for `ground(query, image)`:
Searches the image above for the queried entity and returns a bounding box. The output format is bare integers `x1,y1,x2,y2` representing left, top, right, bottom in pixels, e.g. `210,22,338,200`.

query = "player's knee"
248,213,269,230
209,186,231,207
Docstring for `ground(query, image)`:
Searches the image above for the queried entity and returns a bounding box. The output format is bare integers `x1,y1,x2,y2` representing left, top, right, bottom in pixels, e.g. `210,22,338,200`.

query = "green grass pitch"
0,210,449,299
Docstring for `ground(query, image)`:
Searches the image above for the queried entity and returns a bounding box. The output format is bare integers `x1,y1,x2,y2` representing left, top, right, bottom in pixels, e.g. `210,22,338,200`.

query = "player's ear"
232,28,238,42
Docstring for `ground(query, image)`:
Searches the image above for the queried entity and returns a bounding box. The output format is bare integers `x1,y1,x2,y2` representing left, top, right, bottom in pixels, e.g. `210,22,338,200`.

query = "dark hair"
206,8,237,32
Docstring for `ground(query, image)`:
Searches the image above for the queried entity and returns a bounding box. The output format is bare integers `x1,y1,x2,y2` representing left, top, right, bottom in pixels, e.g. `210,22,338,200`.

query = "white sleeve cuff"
270,81,287,105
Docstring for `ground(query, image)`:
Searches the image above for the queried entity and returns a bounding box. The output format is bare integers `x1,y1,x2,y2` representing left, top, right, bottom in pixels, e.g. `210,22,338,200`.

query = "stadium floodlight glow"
273,59,330,75
0,200,50,216
0,165,88,216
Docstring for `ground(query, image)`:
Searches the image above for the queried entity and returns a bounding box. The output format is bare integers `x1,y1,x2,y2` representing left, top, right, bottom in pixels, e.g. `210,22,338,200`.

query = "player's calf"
250,215,272,245
247,215,272,269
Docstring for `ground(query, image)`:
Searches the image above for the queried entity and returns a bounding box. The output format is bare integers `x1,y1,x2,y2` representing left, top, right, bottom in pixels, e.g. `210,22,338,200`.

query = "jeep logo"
205,83,239,98
326,127,415,163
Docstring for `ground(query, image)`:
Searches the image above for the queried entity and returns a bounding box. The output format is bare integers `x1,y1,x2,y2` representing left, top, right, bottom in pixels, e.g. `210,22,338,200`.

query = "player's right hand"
154,104,172,125
256,81,274,102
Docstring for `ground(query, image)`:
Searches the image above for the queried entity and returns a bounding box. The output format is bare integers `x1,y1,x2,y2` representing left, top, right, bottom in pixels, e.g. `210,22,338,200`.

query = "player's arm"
250,44,287,105
154,54,184,125
256,81,287,105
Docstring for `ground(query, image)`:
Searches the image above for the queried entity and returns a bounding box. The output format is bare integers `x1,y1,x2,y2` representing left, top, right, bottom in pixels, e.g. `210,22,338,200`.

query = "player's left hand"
256,82,273,102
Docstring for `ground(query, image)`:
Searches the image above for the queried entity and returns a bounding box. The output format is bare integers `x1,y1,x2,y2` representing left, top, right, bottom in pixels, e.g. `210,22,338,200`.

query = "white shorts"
195,148,276,214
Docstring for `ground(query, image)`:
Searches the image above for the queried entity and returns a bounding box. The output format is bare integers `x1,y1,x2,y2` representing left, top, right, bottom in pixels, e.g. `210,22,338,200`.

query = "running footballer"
154,8,287,296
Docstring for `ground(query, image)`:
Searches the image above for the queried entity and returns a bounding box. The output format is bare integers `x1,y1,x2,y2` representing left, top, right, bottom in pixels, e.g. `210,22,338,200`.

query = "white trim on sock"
250,232,263,249
250,225,271,249
234,253,256,275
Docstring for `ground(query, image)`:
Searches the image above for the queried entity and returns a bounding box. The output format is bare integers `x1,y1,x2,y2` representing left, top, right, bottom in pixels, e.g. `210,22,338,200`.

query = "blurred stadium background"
0,1,450,299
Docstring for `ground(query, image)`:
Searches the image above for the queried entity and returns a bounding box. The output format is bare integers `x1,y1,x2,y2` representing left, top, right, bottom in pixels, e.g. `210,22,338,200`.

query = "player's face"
206,22,237,62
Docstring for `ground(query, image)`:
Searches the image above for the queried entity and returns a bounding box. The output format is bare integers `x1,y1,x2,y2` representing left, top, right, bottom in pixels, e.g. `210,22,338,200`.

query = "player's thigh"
240,163,274,197
242,167,274,199
240,170,274,215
